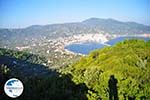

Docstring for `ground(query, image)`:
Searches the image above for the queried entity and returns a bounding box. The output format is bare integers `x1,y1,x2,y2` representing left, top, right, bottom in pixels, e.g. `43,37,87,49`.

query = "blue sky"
0,0,149,28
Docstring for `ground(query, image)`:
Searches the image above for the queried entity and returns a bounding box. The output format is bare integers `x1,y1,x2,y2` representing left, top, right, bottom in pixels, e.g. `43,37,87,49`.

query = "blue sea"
65,37,150,54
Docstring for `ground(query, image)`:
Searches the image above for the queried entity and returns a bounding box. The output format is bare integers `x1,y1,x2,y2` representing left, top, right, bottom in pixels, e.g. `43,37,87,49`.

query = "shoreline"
54,33,111,55
61,34,150,55
13,33,150,55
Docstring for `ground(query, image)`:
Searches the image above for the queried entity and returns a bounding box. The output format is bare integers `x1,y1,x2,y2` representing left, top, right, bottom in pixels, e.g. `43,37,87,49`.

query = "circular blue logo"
4,78,24,98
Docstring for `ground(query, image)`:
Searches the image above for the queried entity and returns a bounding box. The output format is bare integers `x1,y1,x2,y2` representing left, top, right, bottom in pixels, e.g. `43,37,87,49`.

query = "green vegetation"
0,48,47,65
0,66,88,100
0,39,150,100
0,64,11,99
0,48,88,100
19,74,88,100
61,39,150,99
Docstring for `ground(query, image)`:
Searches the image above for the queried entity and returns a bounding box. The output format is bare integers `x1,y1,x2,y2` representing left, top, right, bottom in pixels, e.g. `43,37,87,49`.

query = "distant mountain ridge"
0,18,150,46
25,18,150,35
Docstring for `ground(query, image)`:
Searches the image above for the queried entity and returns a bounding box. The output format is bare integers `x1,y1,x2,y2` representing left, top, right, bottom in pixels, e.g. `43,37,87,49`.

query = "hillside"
0,39,150,100
61,39,150,99
0,18,150,69
0,18,150,46
0,48,88,100
0,48,51,77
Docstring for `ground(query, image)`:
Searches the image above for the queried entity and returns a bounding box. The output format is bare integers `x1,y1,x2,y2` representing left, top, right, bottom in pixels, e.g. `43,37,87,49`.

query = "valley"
0,18,150,100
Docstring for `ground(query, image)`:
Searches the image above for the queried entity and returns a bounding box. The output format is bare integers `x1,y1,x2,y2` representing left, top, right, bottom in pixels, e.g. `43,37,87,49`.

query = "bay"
65,37,150,54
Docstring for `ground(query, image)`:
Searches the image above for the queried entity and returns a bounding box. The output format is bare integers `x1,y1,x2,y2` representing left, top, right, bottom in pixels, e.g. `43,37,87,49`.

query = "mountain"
0,18,150,43
1,18,150,100
82,18,150,34
62,39,150,99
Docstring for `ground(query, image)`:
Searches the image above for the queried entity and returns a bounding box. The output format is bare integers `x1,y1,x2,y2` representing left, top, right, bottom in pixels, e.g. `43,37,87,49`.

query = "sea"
65,37,150,54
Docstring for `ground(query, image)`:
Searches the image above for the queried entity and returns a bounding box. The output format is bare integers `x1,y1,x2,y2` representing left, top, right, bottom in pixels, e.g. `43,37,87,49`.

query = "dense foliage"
0,48,47,65
0,68,89,100
0,48,88,100
61,39,150,100
0,39,150,100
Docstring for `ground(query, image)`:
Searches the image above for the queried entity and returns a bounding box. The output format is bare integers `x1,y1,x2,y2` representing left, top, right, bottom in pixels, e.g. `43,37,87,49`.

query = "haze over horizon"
0,0,150,28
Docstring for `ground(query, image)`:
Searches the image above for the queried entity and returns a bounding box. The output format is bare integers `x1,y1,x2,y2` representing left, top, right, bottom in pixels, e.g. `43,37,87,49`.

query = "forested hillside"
0,39,150,100
0,48,88,100
61,39,150,99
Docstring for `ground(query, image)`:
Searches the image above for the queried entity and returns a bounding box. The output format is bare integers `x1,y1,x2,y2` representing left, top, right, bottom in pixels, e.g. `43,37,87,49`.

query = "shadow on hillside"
0,55,53,77
108,75,118,100
0,55,88,100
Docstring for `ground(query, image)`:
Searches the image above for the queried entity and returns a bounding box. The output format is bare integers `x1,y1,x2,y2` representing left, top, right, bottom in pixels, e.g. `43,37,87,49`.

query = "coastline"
61,34,150,55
